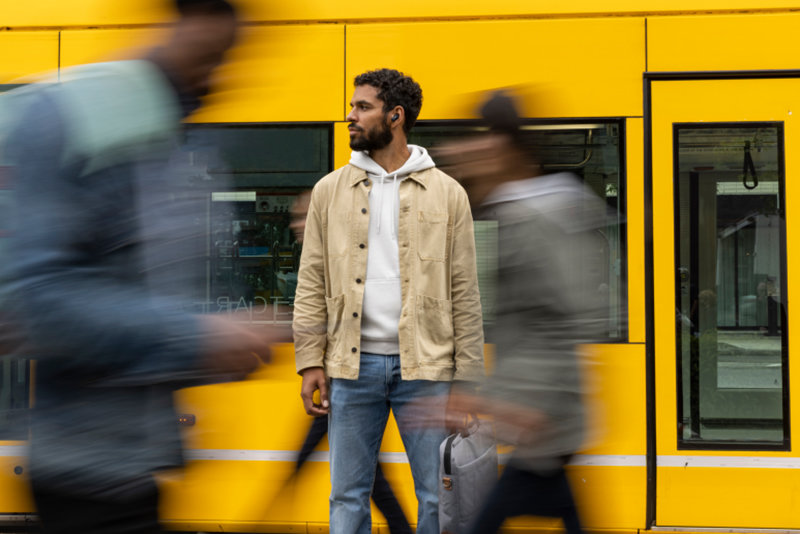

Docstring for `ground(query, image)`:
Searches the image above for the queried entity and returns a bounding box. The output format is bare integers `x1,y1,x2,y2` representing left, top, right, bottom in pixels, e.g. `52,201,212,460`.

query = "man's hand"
445,384,481,433
300,366,329,416
200,314,283,380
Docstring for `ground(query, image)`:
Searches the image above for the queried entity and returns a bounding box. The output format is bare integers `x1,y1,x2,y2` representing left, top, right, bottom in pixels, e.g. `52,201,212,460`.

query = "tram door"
651,78,800,528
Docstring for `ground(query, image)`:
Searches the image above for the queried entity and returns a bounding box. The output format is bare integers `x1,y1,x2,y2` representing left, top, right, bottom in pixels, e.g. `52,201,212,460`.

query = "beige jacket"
293,163,484,381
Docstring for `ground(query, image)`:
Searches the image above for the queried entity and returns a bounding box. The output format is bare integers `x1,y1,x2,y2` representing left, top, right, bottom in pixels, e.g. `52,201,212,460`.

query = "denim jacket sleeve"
3,89,204,385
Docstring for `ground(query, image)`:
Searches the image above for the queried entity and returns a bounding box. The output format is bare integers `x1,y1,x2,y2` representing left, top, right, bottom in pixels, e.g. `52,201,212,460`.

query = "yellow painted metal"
576,344,647,529
648,13,800,72
190,25,345,123
239,1,800,22
582,344,647,458
651,78,800,527
60,29,166,69
0,32,58,83
3,0,172,28
333,122,352,169
570,466,646,529
346,18,645,120
626,119,646,343
174,343,308,452
0,454,33,513
658,467,800,528
9,0,800,27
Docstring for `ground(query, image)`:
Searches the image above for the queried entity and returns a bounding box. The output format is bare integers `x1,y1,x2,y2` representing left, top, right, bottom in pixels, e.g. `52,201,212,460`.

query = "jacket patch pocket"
416,294,455,350
325,294,346,333
417,211,450,262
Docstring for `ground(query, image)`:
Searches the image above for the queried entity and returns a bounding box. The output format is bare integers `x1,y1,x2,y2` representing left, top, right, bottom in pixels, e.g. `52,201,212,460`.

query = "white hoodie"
349,145,436,355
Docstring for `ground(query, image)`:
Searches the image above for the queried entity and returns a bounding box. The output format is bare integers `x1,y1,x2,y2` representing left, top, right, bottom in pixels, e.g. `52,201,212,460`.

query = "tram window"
675,124,788,448
411,122,626,340
0,358,29,440
0,84,31,440
180,125,332,323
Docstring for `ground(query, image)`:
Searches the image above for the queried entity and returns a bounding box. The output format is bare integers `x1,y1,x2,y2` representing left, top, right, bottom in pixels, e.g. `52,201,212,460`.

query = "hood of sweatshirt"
349,145,435,236
349,144,435,179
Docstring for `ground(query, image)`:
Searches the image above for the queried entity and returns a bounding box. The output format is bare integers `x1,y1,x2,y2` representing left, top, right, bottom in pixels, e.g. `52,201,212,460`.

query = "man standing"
293,68,484,534
439,91,610,534
1,2,277,533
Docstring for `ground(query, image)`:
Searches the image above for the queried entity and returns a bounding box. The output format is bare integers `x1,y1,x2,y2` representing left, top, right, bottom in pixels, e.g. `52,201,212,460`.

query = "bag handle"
443,434,457,475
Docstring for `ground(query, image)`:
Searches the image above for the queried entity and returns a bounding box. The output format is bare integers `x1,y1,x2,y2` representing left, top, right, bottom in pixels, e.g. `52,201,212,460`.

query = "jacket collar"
348,165,429,189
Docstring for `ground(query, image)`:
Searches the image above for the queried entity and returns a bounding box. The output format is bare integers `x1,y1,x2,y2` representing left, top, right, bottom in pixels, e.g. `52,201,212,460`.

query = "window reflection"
675,124,788,447
181,125,332,323
412,122,626,339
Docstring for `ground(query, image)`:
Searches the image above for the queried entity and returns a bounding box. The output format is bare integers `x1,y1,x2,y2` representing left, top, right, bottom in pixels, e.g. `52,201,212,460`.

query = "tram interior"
676,125,786,445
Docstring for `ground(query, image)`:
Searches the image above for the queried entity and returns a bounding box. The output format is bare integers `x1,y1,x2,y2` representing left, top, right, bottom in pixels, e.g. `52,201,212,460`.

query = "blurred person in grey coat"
439,92,610,534
0,1,281,533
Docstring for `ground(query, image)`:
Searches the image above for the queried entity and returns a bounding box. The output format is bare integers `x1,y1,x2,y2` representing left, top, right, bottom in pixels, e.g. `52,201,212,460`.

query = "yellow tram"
2,1,800,532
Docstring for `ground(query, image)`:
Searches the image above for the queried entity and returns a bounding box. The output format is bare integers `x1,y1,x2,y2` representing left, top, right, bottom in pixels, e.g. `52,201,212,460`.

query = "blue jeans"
329,353,450,534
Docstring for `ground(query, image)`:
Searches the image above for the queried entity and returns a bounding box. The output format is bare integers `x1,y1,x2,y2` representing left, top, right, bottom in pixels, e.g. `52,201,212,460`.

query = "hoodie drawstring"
391,174,398,238
376,171,398,237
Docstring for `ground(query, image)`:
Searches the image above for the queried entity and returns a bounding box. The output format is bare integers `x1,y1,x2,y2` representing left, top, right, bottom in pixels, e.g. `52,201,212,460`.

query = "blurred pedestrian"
439,91,609,534
292,68,484,534
0,2,282,533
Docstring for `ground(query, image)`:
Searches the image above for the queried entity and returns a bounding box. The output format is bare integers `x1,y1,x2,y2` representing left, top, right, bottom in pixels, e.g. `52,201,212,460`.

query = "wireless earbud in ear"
391,113,399,122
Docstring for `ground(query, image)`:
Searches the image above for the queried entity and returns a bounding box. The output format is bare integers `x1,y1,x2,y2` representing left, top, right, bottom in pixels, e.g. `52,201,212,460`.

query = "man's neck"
369,136,412,173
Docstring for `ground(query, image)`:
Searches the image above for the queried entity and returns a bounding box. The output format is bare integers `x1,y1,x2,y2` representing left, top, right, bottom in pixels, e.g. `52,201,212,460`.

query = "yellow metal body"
4,1,800,532
651,79,800,528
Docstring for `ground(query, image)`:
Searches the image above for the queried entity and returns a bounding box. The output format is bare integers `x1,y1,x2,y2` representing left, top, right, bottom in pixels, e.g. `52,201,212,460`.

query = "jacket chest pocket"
417,211,451,262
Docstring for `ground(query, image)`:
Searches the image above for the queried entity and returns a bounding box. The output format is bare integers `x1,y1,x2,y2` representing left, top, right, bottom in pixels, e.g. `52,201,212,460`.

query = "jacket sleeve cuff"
295,351,325,375
453,361,486,381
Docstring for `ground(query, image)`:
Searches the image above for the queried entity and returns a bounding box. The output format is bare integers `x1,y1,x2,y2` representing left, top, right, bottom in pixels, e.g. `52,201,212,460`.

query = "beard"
349,119,394,151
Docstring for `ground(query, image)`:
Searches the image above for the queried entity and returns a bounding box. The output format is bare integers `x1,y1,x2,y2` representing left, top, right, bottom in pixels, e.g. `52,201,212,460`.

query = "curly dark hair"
354,69,423,134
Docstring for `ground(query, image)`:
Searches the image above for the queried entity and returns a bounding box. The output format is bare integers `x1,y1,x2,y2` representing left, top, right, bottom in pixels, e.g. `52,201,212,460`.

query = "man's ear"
389,106,404,126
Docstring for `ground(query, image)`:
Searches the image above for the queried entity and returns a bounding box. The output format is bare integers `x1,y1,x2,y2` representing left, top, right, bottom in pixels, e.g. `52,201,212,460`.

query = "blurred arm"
4,91,208,384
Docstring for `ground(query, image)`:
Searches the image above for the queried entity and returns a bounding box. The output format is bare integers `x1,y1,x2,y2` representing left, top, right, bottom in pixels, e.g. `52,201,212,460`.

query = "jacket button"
359,243,365,249
351,347,358,353
361,208,367,214
365,180,371,186
356,278,362,283
353,312,358,318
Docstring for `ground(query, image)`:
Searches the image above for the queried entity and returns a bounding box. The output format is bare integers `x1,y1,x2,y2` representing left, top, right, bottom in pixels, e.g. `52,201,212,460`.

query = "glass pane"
0,84,30,440
179,125,332,323
411,122,625,339
675,124,787,447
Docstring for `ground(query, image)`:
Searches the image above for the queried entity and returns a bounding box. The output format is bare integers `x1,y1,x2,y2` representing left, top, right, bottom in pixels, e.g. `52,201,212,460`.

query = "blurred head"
436,91,534,210
437,134,521,211
158,0,238,102
346,69,422,151
290,191,311,244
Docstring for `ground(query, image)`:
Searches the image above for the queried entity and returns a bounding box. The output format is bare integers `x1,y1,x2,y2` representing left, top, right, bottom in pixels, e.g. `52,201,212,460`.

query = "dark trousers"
466,463,583,534
32,481,162,534
298,415,412,534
